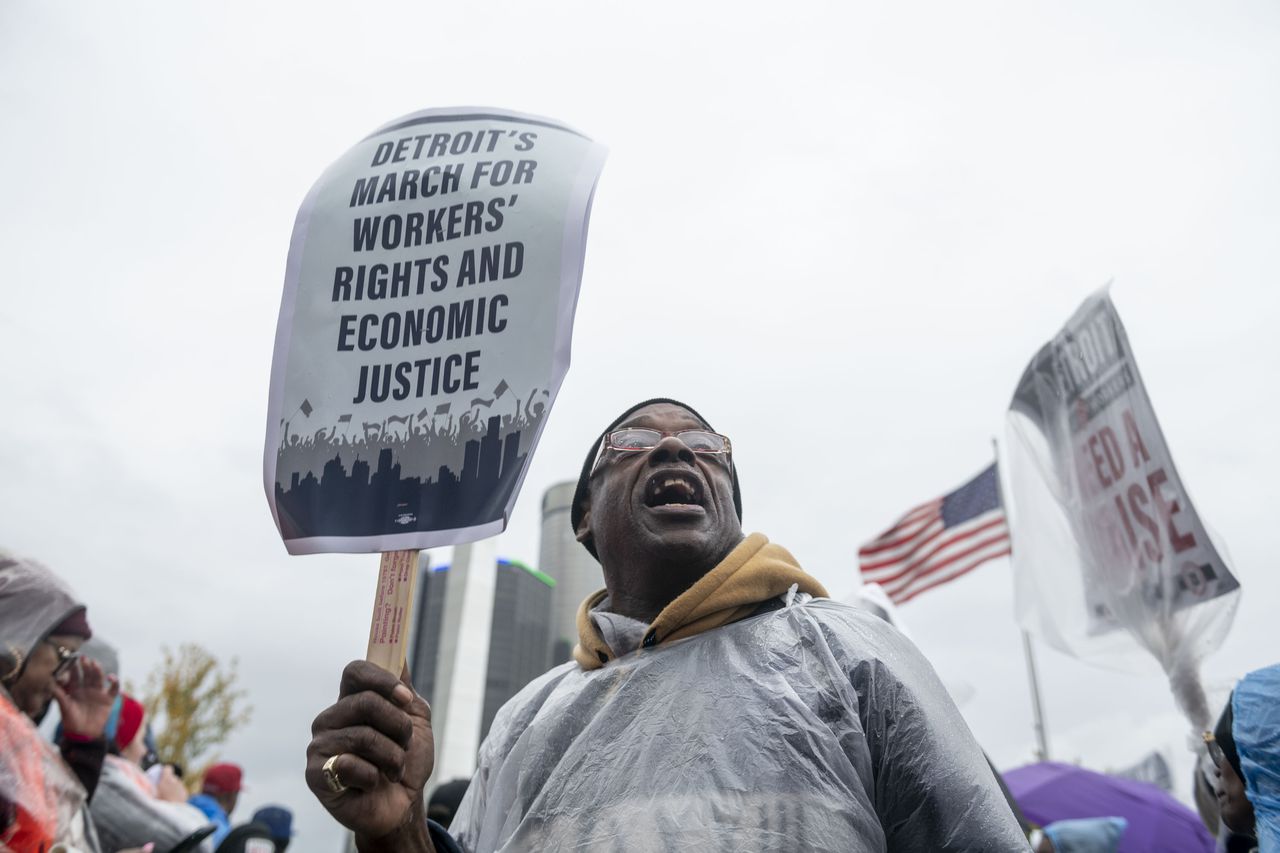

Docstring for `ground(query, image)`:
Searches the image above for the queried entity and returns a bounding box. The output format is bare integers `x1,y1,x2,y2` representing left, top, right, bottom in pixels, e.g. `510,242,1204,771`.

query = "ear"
574,505,593,545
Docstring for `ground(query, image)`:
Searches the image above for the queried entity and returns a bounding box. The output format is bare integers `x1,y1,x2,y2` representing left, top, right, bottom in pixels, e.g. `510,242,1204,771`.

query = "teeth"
648,474,699,505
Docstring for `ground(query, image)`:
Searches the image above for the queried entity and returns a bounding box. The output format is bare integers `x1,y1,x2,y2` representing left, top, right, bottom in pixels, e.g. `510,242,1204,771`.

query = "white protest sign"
264,108,607,555
1005,288,1239,726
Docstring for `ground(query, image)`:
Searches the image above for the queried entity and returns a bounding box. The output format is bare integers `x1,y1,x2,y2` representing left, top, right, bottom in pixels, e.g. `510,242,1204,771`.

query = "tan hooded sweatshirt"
573,533,829,670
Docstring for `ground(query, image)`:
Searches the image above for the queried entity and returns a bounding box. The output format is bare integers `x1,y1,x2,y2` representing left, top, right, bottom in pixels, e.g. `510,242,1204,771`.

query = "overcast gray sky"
3,1,1278,848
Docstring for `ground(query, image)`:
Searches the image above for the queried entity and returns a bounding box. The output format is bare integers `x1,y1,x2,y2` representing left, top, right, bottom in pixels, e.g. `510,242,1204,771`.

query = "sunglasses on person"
1202,731,1226,768
590,428,732,474
45,640,81,679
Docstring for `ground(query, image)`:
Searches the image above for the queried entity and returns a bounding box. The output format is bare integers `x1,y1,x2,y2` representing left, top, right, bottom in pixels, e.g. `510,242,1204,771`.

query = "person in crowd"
80,638,121,684
89,693,215,852
1196,755,1224,838
249,805,293,852
1031,816,1127,852
1209,663,1280,853
304,399,1029,851
189,762,243,848
426,780,469,831
1,552,118,851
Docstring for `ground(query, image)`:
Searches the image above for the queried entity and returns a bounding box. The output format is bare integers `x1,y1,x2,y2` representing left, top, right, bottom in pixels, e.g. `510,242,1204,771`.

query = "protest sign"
1004,288,1239,727
264,108,607,557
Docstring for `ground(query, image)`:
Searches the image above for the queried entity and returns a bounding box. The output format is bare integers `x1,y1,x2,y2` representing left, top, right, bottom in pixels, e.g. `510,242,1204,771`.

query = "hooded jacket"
0,555,102,852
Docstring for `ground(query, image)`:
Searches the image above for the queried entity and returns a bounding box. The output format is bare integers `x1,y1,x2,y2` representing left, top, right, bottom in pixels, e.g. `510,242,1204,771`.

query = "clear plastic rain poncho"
449,596,1027,852
0,693,97,853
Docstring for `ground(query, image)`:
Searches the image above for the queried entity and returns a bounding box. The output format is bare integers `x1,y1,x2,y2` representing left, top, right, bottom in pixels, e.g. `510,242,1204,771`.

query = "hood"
1234,663,1280,852
0,554,87,683
574,532,828,669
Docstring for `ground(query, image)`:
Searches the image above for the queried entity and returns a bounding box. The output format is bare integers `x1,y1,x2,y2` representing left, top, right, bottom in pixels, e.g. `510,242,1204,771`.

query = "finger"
339,660,413,707
312,691,413,747
59,662,83,690
308,725,407,782
72,657,102,691
335,752,386,791
105,673,120,698
306,747,388,794
307,751,381,794
50,682,70,706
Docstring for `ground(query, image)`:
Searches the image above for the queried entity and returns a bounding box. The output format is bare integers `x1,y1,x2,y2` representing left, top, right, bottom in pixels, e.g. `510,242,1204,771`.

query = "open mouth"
644,471,705,509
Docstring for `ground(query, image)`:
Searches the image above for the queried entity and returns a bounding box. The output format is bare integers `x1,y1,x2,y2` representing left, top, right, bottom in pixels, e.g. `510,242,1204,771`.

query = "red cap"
202,763,244,794
115,695,145,752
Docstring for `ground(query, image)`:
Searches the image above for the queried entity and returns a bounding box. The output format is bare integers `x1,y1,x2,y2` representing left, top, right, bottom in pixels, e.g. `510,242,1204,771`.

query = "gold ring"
322,754,348,794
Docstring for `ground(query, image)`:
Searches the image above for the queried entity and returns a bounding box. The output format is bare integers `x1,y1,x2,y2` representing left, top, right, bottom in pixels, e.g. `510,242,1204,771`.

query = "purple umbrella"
1003,761,1213,853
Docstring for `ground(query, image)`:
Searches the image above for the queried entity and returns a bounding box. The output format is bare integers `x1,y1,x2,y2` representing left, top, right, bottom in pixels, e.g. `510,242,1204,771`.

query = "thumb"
394,664,416,707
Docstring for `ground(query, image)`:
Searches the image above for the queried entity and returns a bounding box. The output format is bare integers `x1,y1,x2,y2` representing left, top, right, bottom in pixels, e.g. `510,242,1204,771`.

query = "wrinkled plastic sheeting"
1003,417,1238,676
449,598,1027,852
0,692,92,852
845,582,914,643
1002,289,1240,729
845,585,976,708
1234,664,1280,853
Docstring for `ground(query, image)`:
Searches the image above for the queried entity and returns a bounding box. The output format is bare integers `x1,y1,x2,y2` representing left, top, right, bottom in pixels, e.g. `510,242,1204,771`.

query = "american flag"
858,463,1011,605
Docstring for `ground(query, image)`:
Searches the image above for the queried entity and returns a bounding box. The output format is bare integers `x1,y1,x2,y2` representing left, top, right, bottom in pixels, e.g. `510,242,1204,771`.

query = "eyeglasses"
45,640,81,679
591,428,732,474
1203,731,1226,768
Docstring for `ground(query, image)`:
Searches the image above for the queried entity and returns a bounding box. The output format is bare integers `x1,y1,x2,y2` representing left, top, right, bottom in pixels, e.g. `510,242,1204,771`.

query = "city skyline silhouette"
275,409,537,539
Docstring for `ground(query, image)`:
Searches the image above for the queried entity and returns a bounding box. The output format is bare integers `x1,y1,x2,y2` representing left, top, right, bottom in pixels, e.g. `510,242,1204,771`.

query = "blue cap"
1043,817,1127,853
252,805,294,838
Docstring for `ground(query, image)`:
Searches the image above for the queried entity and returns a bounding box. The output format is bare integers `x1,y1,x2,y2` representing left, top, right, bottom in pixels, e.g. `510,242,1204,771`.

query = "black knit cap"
570,398,743,560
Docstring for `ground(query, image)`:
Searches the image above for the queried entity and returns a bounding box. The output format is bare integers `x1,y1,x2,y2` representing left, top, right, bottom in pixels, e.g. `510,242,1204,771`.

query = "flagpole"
992,436,1051,763
1021,629,1051,762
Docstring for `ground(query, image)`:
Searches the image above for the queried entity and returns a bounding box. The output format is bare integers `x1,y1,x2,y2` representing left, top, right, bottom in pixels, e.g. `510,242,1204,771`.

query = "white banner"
264,107,607,555
1004,288,1239,726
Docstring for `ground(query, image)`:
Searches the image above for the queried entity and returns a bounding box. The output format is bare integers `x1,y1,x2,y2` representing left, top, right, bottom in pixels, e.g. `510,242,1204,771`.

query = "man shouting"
306,399,1027,852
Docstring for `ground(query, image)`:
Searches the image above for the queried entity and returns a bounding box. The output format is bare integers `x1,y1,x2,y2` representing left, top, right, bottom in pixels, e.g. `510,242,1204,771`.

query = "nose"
648,434,696,466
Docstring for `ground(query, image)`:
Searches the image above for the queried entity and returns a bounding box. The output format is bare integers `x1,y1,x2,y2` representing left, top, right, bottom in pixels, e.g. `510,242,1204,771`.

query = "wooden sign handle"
366,550,420,675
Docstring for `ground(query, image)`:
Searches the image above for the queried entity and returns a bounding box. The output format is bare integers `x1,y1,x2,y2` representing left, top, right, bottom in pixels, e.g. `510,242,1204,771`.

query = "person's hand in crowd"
53,657,119,739
306,662,435,852
155,765,188,803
